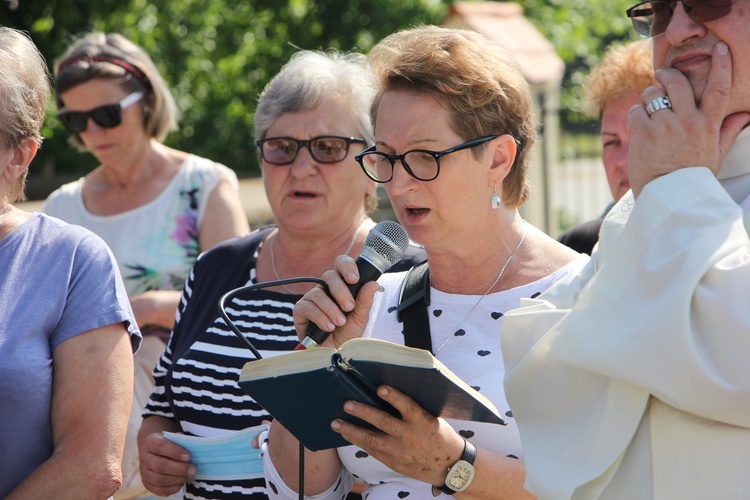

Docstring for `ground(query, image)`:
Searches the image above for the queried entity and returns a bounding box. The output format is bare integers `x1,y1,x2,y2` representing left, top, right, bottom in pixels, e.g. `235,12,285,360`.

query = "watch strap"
431,439,477,496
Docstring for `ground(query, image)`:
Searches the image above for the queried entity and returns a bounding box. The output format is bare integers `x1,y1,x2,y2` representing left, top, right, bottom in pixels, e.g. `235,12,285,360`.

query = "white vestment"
502,128,750,499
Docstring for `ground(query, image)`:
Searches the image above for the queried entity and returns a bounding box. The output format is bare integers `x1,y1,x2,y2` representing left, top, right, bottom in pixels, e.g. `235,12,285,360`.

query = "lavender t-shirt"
0,213,140,497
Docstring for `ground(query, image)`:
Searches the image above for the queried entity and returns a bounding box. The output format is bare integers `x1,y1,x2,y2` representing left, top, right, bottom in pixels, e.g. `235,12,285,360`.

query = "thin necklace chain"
434,220,527,355
269,225,360,294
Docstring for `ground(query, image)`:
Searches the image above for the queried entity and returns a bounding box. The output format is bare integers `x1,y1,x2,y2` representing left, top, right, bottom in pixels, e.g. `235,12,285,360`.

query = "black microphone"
297,220,410,349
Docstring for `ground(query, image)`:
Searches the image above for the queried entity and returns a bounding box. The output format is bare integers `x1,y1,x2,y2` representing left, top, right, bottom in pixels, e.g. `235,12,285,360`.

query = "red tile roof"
443,2,564,85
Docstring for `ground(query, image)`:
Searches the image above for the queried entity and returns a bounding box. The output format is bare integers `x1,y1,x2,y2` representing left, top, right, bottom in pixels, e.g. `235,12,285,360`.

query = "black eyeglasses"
354,135,499,183
256,136,366,165
626,0,734,38
57,91,144,134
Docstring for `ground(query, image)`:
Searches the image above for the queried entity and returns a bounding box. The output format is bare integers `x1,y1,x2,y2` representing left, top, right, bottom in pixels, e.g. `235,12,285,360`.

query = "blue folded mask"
164,424,269,480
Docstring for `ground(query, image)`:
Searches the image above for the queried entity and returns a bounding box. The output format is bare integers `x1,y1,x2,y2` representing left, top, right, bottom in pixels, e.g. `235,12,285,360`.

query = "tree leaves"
1,0,638,181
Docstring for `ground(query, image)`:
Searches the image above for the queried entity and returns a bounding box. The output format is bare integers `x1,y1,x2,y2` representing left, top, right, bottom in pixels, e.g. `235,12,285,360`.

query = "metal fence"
555,157,612,231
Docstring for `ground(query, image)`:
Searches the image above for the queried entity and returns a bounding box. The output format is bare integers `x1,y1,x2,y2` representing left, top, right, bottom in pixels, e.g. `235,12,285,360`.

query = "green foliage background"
1,0,639,186
522,0,638,128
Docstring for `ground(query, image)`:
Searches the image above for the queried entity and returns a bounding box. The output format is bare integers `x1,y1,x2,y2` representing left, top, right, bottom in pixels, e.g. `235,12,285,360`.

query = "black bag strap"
397,260,433,353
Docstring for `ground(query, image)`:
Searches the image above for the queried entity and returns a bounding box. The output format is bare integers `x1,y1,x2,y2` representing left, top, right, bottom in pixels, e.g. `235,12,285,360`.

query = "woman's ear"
488,134,517,186
2,138,38,184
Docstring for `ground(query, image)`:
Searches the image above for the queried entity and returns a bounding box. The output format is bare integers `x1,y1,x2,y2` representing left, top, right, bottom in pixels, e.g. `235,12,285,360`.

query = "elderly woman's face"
58,79,148,165
374,91,494,250
261,97,373,233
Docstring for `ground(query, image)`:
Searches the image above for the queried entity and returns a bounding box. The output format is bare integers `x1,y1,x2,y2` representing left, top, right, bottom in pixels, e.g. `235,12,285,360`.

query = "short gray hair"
0,27,51,203
54,32,178,150
254,50,374,146
254,50,377,212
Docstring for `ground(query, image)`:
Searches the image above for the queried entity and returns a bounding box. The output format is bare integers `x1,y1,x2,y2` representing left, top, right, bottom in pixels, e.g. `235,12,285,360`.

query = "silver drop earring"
491,183,502,209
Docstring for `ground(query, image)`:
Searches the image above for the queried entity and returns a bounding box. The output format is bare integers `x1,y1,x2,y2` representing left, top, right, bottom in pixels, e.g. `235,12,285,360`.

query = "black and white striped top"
143,225,425,499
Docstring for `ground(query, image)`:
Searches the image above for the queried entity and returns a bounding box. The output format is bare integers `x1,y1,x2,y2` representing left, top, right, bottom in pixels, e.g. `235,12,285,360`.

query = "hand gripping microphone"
298,220,410,349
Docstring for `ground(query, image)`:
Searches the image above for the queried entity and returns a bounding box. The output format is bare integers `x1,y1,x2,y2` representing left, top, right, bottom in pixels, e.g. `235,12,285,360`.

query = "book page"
239,346,335,381
338,337,436,368
240,337,433,381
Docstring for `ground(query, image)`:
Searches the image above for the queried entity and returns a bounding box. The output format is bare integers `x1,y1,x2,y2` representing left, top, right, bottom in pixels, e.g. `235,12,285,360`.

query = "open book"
238,337,506,451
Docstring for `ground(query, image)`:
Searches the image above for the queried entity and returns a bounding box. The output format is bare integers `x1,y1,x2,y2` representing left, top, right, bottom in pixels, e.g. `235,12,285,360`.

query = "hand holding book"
238,338,505,451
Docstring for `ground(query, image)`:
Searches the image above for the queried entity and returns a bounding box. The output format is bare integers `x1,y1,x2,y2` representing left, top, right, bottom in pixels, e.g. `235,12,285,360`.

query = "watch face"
446,461,475,491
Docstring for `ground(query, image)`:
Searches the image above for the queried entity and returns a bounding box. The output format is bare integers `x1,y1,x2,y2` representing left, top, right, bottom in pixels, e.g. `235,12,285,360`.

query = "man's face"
652,1,750,114
601,95,640,202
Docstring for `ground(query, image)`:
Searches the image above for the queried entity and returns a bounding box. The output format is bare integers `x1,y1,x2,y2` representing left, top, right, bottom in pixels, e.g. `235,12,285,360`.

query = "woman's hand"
293,254,380,348
138,416,196,496
331,385,465,487
330,386,533,499
251,420,272,449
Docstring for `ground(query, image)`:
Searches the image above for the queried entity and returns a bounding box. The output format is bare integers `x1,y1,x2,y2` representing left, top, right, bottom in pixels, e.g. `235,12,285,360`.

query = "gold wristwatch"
431,439,477,496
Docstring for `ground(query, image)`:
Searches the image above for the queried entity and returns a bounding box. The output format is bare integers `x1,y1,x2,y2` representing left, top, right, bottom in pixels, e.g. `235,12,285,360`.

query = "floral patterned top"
42,155,239,296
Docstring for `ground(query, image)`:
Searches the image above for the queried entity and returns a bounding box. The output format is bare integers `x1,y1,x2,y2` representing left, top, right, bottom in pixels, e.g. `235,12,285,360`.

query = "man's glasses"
355,135,499,183
57,92,144,134
626,0,734,38
256,136,366,165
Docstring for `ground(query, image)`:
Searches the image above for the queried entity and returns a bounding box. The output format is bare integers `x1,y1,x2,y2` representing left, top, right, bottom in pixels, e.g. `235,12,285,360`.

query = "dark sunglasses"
57,91,144,134
256,135,366,165
626,0,734,38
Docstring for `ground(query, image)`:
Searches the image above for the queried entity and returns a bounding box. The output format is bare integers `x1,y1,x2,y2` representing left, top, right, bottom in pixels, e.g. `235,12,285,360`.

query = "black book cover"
238,338,506,451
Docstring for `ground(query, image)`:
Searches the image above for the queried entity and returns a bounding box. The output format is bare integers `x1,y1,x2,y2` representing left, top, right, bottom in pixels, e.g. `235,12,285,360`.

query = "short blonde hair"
584,40,656,118
367,25,536,208
0,28,51,203
54,32,178,150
